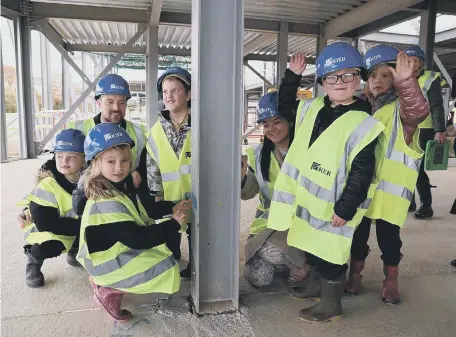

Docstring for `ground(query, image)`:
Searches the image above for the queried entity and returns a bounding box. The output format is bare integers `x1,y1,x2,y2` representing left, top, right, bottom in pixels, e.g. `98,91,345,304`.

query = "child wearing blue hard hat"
78,123,187,321
268,42,386,323
241,91,308,289
405,45,448,219
19,129,86,288
146,67,193,278
346,44,429,305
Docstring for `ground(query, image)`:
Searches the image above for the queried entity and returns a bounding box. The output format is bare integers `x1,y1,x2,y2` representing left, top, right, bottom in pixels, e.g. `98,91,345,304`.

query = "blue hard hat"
257,92,279,123
405,45,425,61
157,67,191,98
364,44,399,72
84,123,135,161
316,42,366,84
95,74,131,100
52,129,85,154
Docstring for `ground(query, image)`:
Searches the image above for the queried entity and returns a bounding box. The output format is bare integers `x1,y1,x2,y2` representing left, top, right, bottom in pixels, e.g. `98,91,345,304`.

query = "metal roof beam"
436,28,456,43
30,2,320,35
149,0,163,26
361,32,419,45
31,2,148,23
323,0,423,38
411,0,456,15
1,0,25,19
341,11,419,38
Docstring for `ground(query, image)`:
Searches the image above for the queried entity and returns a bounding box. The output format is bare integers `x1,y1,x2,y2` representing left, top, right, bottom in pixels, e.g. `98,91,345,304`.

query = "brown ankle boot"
95,287,132,321
382,265,400,305
345,259,365,296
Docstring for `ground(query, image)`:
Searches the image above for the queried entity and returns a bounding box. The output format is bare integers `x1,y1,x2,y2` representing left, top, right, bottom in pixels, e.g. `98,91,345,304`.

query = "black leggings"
306,253,348,280
350,216,403,266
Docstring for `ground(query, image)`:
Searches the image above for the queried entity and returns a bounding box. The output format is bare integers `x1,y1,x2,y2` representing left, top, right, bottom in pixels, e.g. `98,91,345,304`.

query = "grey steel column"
313,36,327,97
81,52,88,114
62,56,71,109
276,21,288,88
14,16,35,158
40,34,52,110
1,34,8,162
419,0,437,70
191,0,243,314
146,25,159,128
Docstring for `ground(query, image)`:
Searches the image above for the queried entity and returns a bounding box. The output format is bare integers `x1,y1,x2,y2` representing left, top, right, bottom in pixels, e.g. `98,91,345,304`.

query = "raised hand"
289,52,307,75
388,51,415,82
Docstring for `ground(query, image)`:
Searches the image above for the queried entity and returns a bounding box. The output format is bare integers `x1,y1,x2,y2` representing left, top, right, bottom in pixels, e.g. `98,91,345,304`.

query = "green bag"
424,140,449,171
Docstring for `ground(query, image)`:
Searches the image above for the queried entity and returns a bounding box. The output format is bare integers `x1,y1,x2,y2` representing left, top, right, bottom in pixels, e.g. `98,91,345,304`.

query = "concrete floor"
1,157,455,337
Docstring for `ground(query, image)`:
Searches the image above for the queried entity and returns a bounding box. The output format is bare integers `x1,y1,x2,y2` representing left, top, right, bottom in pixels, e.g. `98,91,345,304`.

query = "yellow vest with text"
366,101,423,227
146,121,192,203
267,97,385,265
21,177,78,251
245,145,281,234
68,118,147,169
77,193,180,295
418,70,444,129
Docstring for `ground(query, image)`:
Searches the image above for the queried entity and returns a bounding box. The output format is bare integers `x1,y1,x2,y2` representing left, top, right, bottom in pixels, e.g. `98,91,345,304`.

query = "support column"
419,0,437,70
62,56,71,109
14,16,35,159
81,52,88,115
40,34,52,110
276,21,288,88
146,25,159,128
314,36,327,97
191,0,243,314
1,35,8,162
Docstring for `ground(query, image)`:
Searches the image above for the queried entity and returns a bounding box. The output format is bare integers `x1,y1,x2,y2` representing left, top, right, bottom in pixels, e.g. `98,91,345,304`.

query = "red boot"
95,286,132,321
382,265,400,305
344,259,365,296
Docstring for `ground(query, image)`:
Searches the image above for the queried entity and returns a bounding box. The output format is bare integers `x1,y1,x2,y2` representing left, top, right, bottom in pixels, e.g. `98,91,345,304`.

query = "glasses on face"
323,72,360,85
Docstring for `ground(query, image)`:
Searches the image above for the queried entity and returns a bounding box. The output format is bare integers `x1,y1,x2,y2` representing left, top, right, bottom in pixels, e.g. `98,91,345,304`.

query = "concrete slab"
1,157,455,337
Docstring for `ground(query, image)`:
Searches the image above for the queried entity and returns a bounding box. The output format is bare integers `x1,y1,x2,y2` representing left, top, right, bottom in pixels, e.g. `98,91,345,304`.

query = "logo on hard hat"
324,57,346,68
57,141,73,147
110,84,124,90
258,107,275,114
104,132,124,141
365,54,381,67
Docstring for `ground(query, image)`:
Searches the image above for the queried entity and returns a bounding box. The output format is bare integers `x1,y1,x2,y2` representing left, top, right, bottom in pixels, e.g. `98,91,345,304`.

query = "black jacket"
420,78,446,141
278,69,378,221
29,159,81,237
76,174,180,254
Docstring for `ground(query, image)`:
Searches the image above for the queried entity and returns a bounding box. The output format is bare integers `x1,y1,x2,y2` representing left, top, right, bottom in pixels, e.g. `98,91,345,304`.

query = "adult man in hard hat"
69,74,148,189
405,46,448,219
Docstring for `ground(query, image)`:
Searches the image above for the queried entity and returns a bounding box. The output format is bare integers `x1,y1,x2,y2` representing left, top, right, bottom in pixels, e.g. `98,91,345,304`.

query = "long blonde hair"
82,144,133,200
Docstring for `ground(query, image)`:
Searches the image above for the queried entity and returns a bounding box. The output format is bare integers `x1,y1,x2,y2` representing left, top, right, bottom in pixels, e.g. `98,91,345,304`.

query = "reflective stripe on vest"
146,121,192,203
274,115,379,209
418,71,440,129
23,177,78,250
244,145,280,234
376,103,421,201
78,197,179,293
296,98,316,131
366,100,423,227
267,97,385,265
74,120,84,131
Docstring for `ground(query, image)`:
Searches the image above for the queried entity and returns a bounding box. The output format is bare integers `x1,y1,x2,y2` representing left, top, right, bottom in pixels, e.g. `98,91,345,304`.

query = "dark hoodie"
83,174,181,254
278,69,378,221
